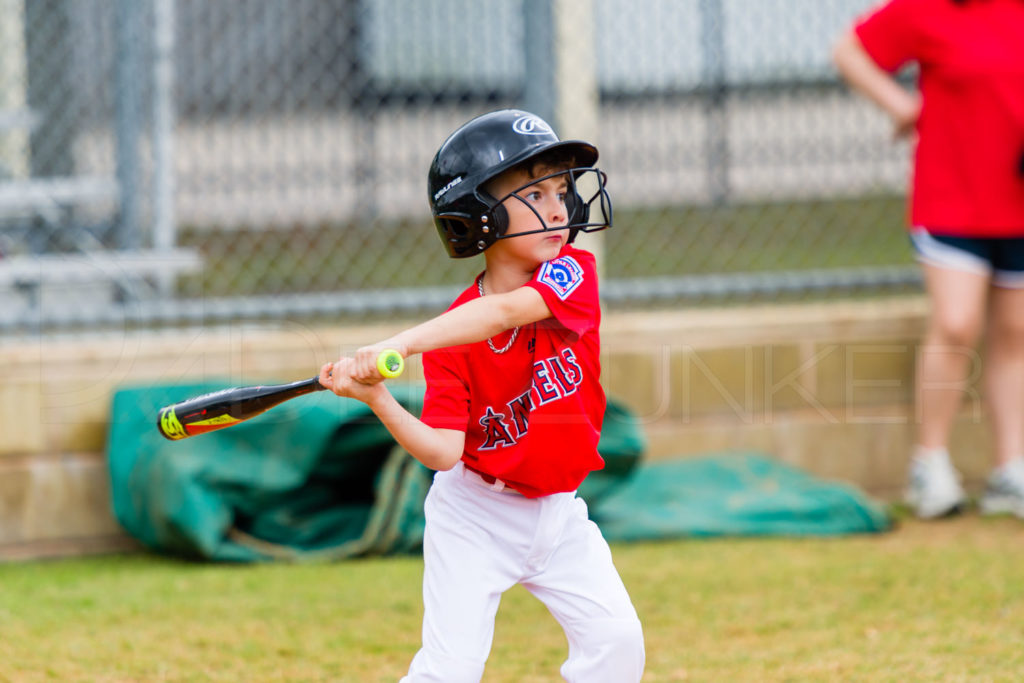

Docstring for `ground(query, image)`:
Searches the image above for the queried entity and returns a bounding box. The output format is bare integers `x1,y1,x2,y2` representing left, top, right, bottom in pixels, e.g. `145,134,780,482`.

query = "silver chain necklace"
478,275,520,354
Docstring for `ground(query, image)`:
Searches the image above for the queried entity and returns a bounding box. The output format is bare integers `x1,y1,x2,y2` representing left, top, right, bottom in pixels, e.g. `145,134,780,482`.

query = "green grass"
3,514,1024,681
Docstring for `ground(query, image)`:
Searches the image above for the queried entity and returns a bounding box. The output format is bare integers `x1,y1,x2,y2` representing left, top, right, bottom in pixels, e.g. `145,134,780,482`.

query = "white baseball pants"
400,461,645,682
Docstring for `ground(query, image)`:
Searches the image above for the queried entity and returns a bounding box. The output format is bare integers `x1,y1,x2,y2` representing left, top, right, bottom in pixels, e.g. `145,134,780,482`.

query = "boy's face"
487,167,570,264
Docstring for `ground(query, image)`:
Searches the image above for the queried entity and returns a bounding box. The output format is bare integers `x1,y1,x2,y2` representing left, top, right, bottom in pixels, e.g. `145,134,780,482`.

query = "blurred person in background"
833,0,1024,519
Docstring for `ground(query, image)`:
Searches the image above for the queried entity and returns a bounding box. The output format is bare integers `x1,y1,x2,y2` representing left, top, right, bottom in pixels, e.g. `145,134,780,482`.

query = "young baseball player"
318,109,645,682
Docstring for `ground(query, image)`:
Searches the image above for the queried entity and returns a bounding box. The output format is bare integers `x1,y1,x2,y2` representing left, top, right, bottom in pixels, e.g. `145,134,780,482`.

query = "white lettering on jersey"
475,349,585,450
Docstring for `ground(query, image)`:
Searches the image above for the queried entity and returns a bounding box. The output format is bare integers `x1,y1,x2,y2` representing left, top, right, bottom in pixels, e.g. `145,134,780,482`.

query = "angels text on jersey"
477,348,583,450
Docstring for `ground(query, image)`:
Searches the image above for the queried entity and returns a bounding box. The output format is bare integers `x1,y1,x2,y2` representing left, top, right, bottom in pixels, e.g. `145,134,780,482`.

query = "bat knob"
377,349,405,379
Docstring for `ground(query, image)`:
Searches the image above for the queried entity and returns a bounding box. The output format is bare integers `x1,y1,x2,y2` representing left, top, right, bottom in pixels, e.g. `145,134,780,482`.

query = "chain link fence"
0,0,920,335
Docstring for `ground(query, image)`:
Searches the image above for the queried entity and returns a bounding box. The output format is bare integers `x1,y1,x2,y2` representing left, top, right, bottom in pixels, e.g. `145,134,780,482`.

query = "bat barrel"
157,377,324,440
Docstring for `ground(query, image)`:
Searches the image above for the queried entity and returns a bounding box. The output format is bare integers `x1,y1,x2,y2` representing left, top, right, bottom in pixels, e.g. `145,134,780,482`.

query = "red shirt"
421,245,606,498
855,0,1024,236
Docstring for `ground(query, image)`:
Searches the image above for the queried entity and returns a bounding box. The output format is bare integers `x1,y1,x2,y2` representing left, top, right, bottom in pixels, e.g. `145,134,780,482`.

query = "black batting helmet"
427,109,612,258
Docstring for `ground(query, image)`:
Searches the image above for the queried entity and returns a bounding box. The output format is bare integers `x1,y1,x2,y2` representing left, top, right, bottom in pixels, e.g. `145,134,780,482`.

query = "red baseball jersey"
421,245,606,498
855,0,1024,236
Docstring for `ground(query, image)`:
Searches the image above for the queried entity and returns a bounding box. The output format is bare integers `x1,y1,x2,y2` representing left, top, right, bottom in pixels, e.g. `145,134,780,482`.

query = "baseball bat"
156,349,404,441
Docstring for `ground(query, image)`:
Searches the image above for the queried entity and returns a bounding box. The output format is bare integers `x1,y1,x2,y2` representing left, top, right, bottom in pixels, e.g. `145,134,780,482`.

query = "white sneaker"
904,448,967,519
979,458,1024,518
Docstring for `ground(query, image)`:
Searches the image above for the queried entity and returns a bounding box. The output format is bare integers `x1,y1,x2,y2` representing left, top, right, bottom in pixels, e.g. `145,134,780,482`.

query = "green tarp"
591,454,892,540
107,382,889,562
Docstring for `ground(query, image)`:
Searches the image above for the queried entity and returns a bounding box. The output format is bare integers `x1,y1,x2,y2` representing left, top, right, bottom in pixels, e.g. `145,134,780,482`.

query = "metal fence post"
522,0,556,128
343,0,376,223
699,0,730,205
0,0,30,182
152,0,176,292
114,0,143,250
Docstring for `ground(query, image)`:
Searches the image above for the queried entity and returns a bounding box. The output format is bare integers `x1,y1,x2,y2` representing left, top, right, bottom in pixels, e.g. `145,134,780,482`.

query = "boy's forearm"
391,287,548,356
365,390,463,471
392,297,501,355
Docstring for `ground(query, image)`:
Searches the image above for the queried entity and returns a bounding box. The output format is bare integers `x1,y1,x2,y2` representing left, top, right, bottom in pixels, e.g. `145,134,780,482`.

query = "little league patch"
537,255,584,300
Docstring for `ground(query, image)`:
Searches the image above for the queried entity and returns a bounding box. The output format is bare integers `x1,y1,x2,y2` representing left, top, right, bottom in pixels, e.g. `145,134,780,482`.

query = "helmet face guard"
476,167,612,244
428,110,613,258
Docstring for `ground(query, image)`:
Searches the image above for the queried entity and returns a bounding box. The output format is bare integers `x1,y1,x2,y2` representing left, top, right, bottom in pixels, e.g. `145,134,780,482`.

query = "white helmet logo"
512,114,554,136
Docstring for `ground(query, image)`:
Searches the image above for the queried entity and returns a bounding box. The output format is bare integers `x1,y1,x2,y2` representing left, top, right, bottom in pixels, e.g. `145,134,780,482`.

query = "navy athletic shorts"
910,227,1024,289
